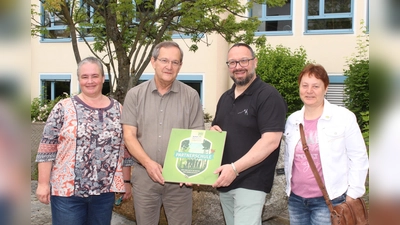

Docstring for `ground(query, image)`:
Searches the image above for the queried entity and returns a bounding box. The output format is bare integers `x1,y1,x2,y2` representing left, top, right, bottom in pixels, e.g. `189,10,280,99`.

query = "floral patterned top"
36,96,133,197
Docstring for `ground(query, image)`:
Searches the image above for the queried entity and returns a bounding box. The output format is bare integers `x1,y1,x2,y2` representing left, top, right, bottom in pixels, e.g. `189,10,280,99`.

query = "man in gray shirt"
121,41,204,225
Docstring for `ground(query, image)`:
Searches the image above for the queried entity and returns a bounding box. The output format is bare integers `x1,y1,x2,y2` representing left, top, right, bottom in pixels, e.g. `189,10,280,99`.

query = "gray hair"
152,41,184,62
77,56,104,78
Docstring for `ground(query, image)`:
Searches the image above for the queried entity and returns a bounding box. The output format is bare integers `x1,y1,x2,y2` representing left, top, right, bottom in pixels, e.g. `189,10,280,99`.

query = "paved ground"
31,181,132,225
31,180,289,225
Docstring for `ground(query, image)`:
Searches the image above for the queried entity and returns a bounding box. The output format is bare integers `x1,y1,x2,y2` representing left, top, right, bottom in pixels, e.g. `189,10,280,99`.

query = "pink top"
291,117,325,198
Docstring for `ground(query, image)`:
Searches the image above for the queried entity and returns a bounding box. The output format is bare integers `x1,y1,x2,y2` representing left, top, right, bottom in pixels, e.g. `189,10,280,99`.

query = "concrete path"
31,181,133,225
31,180,288,225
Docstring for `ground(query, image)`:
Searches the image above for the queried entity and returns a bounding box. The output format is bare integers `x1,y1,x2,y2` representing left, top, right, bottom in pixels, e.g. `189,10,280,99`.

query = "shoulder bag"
299,123,369,225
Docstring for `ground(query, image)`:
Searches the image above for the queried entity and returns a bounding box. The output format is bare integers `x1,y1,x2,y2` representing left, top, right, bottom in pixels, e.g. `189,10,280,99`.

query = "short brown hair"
298,63,329,89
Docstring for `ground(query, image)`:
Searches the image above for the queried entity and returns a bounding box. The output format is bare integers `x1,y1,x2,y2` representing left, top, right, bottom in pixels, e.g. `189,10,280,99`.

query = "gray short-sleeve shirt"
121,78,205,165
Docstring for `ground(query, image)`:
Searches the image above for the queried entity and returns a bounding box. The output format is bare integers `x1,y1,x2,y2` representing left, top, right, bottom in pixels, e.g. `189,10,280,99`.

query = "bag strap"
299,123,335,213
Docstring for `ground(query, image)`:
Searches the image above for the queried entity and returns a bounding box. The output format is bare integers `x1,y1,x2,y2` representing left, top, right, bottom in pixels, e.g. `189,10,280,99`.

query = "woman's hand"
36,183,51,204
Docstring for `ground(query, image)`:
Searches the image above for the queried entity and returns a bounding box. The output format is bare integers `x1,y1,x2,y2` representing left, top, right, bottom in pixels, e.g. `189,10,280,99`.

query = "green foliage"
361,111,369,148
204,112,213,123
344,21,369,132
344,59,369,130
31,0,287,103
31,93,70,122
255,43,313,116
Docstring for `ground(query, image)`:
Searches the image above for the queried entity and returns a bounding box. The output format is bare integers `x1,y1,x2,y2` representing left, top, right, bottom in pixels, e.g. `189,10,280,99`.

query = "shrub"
344,59,369,131
31,93,70,122
204,112,213,123
343,22,369,134
255,43,313,116
360,111,369,148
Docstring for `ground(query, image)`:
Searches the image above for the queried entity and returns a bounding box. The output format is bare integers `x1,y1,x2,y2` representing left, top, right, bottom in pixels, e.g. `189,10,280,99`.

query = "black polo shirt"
212,76,287,193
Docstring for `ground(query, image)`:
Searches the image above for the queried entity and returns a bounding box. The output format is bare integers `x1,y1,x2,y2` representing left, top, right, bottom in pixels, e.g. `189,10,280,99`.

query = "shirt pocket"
322,126,346,157
323,126,345,142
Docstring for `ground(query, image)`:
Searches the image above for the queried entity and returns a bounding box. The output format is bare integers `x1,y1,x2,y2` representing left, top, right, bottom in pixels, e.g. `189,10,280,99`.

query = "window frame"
305,0,354,35
77,1,96,41
40,74,72,100
165,3,201,39
249,0,293,36
40,8,70,42
40,1,72,42
40,1,96,42
326,75,346,106
140,74,204,104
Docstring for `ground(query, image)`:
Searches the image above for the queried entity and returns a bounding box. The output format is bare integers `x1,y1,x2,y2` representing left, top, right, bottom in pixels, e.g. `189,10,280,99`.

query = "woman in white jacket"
283,63,369,225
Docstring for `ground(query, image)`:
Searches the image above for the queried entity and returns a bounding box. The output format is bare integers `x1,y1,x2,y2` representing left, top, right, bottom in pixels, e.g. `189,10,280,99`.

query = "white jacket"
284,99,369,199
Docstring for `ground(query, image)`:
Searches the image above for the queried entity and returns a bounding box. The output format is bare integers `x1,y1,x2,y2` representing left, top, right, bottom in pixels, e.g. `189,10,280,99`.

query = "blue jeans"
0,198,12,225
51,193,115,225
288,192,346,225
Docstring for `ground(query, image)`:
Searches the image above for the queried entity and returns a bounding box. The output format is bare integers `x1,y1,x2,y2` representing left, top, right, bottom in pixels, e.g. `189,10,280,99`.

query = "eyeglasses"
157,58,181,67
226,58,255,68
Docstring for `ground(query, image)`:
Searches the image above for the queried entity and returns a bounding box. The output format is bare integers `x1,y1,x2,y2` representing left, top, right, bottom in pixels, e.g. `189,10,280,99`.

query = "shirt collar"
298,99,334,122
149,78,179,93
228,76,261,97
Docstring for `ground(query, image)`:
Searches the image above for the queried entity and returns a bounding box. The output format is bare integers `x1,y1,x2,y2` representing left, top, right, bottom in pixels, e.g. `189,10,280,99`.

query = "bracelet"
231,163,239,177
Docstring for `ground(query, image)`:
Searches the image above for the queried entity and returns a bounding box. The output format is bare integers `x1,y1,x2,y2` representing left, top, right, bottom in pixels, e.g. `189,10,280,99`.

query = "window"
166,3,197,39
169,4,185,38
306,0,353,34
40,75,71,100
140,74,204,102
250,0,293,35
41,8,70,40
180,81,201,98
102,80,111,96
326,75,346,106
79,1,96,39
135,0,155,23
41,1,95,41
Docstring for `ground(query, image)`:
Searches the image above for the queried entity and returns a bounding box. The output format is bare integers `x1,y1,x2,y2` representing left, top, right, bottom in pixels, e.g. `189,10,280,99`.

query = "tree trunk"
104,3,130,103
61,2,81,64
114,59,131,103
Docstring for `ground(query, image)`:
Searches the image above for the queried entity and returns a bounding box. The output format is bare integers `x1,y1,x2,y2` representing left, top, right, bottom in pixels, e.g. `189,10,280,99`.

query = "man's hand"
144,160,165,185
123,183,132,200
210,125,223,132
212,164,237,188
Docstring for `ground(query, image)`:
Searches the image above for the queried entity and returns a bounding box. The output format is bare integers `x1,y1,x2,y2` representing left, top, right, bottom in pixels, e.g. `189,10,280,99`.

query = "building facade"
31,0,369,117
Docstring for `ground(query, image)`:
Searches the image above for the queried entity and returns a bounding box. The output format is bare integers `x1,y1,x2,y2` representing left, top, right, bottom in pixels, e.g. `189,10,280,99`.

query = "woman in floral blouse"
35,57,133,225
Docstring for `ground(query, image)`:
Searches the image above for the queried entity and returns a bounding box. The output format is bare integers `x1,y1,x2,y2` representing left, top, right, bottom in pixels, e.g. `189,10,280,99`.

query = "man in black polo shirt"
211,43,287,225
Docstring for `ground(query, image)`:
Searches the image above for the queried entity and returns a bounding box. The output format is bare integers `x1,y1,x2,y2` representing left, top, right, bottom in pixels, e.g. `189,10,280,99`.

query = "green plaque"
162,128,227,185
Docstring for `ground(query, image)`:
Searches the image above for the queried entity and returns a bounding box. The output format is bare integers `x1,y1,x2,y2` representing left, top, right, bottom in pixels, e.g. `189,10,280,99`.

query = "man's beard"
230,70,255,86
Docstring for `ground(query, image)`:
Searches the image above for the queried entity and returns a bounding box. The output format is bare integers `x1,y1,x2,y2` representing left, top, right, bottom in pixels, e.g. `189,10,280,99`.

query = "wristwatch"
124,180,132,185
